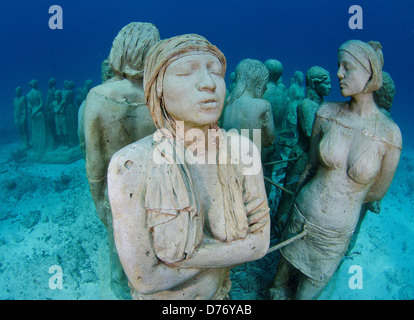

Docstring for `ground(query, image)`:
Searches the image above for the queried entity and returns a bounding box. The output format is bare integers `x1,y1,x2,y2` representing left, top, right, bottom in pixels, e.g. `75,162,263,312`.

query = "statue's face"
337,51,370,97
162,53,226,127
314,77,332,97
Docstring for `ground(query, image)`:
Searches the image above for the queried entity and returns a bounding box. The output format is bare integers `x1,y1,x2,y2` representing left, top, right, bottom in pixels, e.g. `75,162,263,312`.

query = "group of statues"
78,22,402,300
13,77,93,154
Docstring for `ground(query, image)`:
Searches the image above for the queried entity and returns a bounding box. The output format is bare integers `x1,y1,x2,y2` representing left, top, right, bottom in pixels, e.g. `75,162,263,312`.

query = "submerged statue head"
374,71,395,111
228,58,269,104
306,66,331,98
108,22,160,80
265,59,283,83
15,86,22,97
48,78,56,88
28,79,38,89
337,40,383,95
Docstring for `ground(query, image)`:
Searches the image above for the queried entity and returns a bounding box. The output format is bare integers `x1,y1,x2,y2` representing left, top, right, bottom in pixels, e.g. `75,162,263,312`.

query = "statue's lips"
198,99,219,110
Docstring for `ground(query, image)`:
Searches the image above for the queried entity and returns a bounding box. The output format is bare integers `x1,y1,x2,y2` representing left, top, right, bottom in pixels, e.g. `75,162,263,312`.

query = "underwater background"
0,0,413,300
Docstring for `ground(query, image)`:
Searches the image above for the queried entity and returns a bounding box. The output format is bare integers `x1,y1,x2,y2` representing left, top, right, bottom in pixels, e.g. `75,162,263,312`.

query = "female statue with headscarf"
107,34,270,299
270,40,402,300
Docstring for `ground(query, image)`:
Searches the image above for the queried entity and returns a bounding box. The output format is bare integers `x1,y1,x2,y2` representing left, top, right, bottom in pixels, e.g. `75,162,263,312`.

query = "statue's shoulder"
111,135,154,166
315,101,346,119
376,112,402,150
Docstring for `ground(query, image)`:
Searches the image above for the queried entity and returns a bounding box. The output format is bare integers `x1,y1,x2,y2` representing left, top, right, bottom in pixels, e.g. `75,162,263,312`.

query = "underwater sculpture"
107,34,270,300
275,66,331,233
269,40,402,300
45,78,58,144
83,22,160,298
62,80,78,146
76,79,93,108
285,70,305,141
52,90,70,148
14,86,29,149
46,78,57,112
263,59,289,133
221,58,276,151
261,59,290,195
27,80,52,154
375,71,395,118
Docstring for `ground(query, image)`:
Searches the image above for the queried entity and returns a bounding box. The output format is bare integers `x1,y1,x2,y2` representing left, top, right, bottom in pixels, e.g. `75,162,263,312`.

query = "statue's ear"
156,69,164,98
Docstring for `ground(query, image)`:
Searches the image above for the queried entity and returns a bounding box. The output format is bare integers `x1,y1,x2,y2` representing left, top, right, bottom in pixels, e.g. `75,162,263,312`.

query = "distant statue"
263,59,289,133
61,80,78,146
14,86,29,149
83,22,160,299
261,59,290,195
100,59,114,83
374,71,395,118
285,70,305,141
76,79,93,107
275,66,331,233
107,34,270,300
46,78,57,112
270,40,402,300
221,58,276,151
53,90,69,148
27,80,48,154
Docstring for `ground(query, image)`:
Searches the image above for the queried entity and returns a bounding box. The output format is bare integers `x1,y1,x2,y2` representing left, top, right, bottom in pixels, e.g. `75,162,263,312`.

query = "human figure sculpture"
285,70,305,139
83,22,160,299
346,70,396,255
27,80,49,154
45,78,58,146
14,86,29,149
270,40,402,300
53,90,70,148
46,78,57,112
107,34,270,300
374,71,395,118
221,58,276,152
261,59,289,195
263,59,289,132
62,80,78,146
275,66,331,233
76,79,93,107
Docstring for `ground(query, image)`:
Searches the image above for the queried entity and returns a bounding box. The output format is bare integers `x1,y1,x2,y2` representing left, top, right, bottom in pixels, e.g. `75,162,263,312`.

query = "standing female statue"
270,40,402,300
107,34,270,300
275,66,331,233
14,86,29,149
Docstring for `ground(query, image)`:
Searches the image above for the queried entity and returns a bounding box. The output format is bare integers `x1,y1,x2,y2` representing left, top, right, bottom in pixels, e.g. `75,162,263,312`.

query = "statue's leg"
269,256,299,300
295,275,326,300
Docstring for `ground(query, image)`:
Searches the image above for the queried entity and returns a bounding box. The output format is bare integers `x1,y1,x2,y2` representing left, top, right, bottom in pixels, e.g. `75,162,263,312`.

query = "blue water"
0,0,413,300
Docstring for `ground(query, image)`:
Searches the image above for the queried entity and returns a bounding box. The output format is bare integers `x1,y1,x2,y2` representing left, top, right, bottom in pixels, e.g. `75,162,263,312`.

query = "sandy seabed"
0,141,413,300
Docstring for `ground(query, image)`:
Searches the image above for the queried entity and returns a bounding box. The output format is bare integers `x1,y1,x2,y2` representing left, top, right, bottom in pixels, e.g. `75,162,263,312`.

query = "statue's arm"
108,148,203,295
170,136,270,269
365,125,402,203
261,100,276,148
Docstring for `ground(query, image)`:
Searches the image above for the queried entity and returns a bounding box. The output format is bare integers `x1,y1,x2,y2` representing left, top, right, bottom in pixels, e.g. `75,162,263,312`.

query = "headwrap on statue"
144,34,226,131
338,40,383,93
